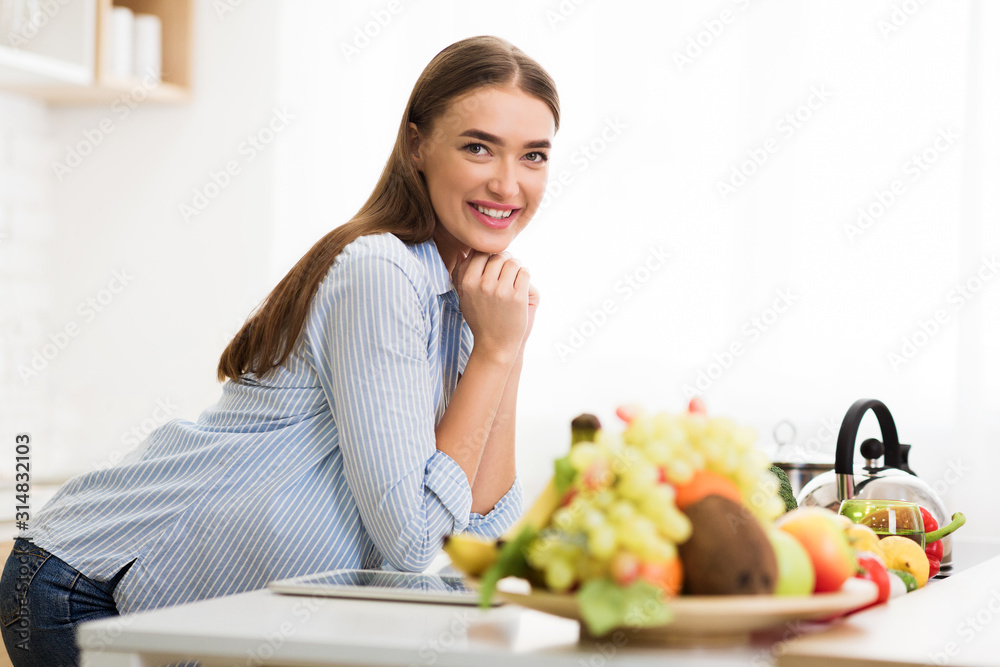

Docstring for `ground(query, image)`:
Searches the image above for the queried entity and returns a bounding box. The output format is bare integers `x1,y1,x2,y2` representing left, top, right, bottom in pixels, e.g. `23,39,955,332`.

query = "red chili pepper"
919,507,966,579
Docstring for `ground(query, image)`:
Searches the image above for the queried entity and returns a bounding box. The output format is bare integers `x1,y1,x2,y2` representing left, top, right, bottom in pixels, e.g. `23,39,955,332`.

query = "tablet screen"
298,570,472,593
267,569,491,605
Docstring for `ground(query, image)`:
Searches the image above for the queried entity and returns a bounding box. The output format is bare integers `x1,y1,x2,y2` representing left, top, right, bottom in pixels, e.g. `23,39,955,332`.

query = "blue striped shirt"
21,233,523,614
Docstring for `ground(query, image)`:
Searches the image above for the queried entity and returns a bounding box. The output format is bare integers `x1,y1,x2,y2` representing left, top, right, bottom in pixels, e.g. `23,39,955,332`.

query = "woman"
0,35,558,666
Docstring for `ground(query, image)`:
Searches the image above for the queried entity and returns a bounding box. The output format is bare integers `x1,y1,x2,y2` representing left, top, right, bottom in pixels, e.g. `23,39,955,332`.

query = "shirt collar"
408,238,454,297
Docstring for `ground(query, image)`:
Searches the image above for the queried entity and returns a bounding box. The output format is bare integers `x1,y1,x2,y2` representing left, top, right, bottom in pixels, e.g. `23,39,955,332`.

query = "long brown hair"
218,36,560,382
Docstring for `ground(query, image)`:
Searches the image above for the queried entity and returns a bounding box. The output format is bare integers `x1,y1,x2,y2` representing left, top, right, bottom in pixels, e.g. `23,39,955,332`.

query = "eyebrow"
459,129,551,150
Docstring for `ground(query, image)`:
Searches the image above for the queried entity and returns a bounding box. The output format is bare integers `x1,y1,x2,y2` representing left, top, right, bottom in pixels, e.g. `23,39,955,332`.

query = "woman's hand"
452,251,530,366
523,280,540,352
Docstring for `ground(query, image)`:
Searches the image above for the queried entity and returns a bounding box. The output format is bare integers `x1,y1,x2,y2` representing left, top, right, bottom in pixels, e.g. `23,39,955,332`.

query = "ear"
407,122,423,169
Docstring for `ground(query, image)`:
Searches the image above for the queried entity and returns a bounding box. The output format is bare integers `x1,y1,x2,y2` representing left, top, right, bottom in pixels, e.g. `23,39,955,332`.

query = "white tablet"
267,568,498,606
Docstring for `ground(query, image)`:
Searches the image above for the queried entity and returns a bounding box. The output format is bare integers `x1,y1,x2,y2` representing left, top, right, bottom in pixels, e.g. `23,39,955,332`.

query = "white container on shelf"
132,12,161,81
107,5,133,78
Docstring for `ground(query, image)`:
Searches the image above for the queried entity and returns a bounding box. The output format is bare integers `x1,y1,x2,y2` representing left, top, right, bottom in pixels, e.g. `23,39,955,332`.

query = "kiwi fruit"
677,495,778,595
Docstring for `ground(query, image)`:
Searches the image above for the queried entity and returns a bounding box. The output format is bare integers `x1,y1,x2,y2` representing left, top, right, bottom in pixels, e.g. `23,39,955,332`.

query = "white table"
77,587,781,667
77,538,1000,667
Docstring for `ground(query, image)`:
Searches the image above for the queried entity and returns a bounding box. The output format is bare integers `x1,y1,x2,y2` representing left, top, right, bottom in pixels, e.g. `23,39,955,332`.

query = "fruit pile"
442,403,966,635
445,403,791,633
525,403,789,597
841,507,965,604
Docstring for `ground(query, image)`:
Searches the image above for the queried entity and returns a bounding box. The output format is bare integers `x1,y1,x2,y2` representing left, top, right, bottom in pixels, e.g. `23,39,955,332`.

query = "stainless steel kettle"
797,398,952,574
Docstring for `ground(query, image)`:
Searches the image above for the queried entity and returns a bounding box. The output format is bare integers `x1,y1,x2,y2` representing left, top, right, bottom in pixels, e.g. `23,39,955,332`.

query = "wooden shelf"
0,0,192,105
0,45,93,87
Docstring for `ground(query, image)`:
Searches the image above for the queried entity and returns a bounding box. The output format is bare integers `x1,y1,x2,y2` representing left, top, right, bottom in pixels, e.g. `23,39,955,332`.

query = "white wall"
3,1,998,537
0,90,54,491
2,1,284,480
271,1,1000,537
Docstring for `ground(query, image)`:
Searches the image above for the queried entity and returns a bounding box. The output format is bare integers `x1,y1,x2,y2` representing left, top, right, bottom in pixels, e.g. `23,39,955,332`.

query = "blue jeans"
0,538,133,667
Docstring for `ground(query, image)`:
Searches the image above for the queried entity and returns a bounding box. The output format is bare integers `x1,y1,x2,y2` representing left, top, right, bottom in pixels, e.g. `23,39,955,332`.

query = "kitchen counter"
77,588,779,666
76,540,1000,667
778,549,1000,667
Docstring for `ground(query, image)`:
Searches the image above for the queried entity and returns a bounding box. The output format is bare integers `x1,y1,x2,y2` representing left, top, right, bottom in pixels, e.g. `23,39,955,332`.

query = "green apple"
777,507,855,593
767,527,815,596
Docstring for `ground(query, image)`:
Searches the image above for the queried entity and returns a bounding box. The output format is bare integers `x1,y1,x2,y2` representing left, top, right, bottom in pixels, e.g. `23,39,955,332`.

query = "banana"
442,534,500,577
502,477,560,539
500,413,601,538
444,413,603,575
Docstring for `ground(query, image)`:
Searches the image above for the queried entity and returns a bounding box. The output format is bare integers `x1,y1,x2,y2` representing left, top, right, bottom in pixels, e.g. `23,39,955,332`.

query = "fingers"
527,281,541,307
459,250,531,301
512,265,531,298
451,250,469,288
498,257,523,293
453,250,484,292
482,252,511,286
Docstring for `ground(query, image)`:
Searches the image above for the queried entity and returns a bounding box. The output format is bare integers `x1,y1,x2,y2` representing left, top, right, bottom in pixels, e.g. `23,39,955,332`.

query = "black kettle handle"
835,398,903,475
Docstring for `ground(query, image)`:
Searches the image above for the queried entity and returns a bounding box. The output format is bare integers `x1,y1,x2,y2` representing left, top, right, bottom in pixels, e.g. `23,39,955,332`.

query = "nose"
487,158,519,201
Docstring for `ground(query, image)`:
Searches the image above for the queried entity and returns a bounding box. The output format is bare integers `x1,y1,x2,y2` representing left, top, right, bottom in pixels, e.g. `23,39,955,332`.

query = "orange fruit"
673,469,742,511
640,558,683,596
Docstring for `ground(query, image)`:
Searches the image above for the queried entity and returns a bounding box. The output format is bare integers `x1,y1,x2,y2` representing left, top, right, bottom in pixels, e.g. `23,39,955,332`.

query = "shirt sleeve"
463,474,524,538
309,248,474,572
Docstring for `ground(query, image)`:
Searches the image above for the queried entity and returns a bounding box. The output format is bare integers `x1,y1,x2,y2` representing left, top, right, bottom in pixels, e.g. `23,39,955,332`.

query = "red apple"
777,507,855,593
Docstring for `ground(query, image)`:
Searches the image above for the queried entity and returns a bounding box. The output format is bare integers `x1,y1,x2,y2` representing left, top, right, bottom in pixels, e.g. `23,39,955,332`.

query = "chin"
469,235,514,255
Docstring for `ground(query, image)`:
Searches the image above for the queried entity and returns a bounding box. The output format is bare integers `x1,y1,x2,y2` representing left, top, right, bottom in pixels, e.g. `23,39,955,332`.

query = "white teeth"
474,204,513,219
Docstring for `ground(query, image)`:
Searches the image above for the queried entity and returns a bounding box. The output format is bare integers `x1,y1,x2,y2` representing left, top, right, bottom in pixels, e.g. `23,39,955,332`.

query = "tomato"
855,553,891,607
687,398,707,414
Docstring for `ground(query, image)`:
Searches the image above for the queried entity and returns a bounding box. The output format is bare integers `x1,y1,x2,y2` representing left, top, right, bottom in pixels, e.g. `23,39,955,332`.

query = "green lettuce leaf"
554,454,576,497
577,578,673,637
478,525,537,608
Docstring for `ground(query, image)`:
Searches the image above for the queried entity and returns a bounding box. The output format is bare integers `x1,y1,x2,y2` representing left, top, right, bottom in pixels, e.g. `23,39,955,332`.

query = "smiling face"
409,85,555,269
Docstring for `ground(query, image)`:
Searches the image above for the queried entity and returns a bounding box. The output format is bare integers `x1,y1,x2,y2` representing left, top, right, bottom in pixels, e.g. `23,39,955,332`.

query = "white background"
2,1,998,537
